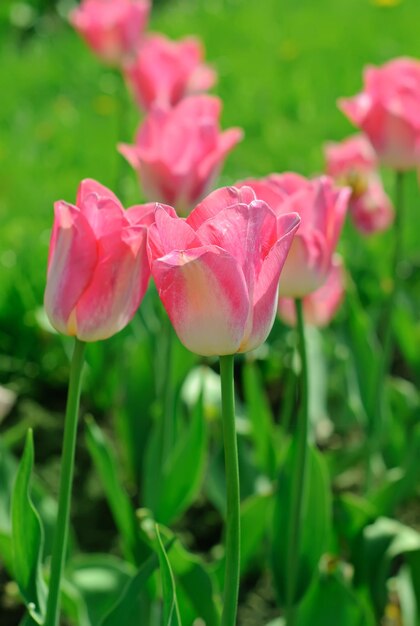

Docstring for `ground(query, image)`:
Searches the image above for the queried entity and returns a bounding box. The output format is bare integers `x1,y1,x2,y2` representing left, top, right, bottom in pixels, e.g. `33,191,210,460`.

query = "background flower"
119,95,243,213
278,255,345,327
339,57,420,170
70,0,150,65
237,174,350,297
324,134,394,234
123,33,217,110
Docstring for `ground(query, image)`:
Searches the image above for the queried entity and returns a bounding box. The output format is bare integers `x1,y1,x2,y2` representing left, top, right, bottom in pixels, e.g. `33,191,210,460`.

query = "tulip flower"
123,34,216,111
147,185,300,356
278,255,345,327
119,95,243,214
69,0,150,66
44,179,157,341
237,174,350,297
324,134,394,234
325,133,377,185
338,57,420,170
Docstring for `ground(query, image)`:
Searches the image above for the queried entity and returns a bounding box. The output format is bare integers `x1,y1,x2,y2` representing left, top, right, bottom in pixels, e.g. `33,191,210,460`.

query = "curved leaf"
156,525,182,626
11,430,46,623
271,443,332,607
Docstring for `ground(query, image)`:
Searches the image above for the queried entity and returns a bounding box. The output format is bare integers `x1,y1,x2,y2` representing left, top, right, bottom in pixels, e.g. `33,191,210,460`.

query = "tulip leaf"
296,569,373,626
354,517,420,618
154,390,206,524
85,417,150,563
155,525,182,626
242,361,277,477
100,548,165,626
11,429,47,624
370,422,420,516
397,565,418,626
305,327,330,440
345,289,380,421
66,554,136,626
60,578,91,626
272,442,332,607
113,328,156,488
162,529,220,626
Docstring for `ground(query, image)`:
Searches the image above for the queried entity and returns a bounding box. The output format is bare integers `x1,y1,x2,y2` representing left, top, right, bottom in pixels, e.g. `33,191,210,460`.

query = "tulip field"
1,0,420,625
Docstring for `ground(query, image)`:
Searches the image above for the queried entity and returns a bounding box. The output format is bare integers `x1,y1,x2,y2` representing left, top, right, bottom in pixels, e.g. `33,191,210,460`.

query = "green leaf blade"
11,429,47,623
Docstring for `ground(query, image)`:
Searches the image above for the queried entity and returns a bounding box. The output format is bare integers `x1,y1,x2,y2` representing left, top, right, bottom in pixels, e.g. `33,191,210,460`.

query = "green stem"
115,70,129,200
285,299,309,626
45,339,86,626
162,318,175,462
367,171,405,489
381,171,404,380
220,354,240,626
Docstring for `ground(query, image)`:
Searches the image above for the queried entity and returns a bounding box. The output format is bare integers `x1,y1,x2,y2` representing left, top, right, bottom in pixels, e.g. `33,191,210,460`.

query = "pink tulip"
324,134,394,234
350,176,394,234
325,134,377,185
69,0,150,66
278,255,345,327
44,179,157,341
147,186,300,356
119,95,243,214
123,34,217,110
237,174,350,298
338,57,420,170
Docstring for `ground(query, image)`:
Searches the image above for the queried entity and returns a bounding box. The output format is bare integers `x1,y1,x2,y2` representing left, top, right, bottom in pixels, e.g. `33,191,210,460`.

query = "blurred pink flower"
70,0,150,66
350,175,394,234
123,34,217,110
324,134,394,234
119,95,243,214
147,186,300,356
339,57,420,170
325,134,377,184
278,255,345,327
44,179,157,341
237,174,349,298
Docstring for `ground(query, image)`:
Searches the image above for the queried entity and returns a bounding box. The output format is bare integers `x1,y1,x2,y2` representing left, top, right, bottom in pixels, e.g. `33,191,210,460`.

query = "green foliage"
272,443,332,607
155,526,182,626
85,417,150,564
297,567,373,626
11,430,47,623
100,548,163,626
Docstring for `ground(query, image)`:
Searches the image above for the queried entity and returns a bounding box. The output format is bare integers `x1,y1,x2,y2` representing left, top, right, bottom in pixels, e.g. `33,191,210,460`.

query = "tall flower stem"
220,354,240,626
285,299,309,626
367,171,405,489
162,317,175,461
115,70,130,200
45,339,86,626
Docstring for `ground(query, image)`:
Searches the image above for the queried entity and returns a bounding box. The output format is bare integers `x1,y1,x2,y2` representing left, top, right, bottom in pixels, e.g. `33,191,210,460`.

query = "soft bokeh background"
1,0,420,624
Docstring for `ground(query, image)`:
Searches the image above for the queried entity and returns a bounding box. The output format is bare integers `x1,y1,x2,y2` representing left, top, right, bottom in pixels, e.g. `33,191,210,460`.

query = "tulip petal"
278,255,345,328
44,201,97,335
240,213,300,352
195,199,275,288
151,246,249,356
187,185,256,230
126,202,158,226
147,204,199,262
77,178,122,207
75,229,149,341
238,178,286,213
